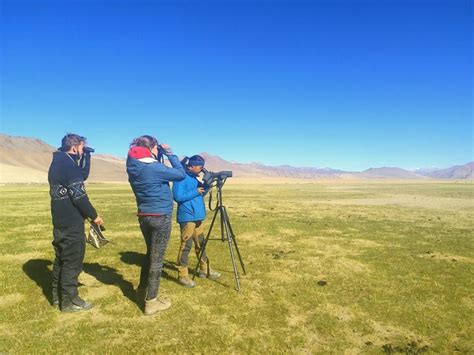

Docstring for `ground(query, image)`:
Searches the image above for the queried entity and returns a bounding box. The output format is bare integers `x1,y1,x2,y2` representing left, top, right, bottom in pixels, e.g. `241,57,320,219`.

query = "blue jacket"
173,167,207,223
126,148,185,215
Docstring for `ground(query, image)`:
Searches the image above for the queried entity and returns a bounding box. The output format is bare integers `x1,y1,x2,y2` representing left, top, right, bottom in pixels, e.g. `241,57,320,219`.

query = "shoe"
52,300,60,309
144,297,171,315
179,277,196,288
198,269,221,280
62,300,93,313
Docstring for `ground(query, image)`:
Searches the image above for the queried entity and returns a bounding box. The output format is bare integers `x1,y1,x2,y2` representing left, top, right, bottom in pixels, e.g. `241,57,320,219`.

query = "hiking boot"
179,277,196,288
62,299,93,313
144,297,171,316
198,269,221,280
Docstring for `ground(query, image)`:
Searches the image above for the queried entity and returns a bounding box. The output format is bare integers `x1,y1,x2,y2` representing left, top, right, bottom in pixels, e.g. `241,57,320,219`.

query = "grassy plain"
1,180,473,353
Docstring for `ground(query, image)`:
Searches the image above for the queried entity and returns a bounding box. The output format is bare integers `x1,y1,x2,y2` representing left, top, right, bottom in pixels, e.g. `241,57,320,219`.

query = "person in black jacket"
48,133,104,312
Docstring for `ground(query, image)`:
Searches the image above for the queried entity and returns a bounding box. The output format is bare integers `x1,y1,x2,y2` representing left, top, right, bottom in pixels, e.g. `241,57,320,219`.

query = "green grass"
1,181,473,353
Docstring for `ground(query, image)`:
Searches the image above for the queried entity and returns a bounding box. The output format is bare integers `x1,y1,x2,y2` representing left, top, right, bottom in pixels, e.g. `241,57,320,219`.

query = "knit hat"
188,155,205,167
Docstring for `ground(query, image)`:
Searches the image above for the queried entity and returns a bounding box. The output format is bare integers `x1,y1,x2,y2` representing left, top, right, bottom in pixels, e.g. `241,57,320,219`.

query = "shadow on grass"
22,259,53,305
23,256,234,307
23,259,137,306
119,251,181,286
119,251,143,267
119,251,235,289
82,262,135,304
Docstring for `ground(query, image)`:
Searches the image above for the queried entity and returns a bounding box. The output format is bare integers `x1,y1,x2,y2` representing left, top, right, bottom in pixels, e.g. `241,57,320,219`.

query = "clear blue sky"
1,0,472,171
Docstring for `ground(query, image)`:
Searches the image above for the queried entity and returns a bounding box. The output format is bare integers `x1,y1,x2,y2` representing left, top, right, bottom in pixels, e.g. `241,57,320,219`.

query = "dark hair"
61,133,86,151
130,135,158,150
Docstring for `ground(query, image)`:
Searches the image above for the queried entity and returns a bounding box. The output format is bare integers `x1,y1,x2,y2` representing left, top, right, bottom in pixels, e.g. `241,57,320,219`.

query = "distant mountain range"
0,134,472,183
415,163,474,179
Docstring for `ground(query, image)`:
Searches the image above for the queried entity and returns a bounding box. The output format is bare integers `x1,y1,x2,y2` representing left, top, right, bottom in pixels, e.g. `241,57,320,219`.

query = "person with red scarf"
126,135,185,315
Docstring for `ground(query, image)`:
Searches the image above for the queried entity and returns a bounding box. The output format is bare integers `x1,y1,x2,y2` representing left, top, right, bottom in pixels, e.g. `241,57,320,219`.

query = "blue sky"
1,0,472,171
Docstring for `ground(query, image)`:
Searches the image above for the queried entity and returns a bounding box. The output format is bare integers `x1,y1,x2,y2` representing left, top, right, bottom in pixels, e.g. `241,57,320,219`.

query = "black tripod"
193,178,246,291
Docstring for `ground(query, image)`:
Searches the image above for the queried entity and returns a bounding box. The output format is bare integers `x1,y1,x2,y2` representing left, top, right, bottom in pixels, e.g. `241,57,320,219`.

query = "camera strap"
208,187,219,211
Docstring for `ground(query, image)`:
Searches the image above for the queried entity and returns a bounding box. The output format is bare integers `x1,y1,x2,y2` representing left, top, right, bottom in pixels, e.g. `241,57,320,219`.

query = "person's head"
61,133,86,155
130,135,159,156
184,155,205,174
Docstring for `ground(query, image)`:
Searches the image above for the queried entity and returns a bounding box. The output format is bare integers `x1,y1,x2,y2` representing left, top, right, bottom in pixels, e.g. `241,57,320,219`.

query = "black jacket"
48,151,97,228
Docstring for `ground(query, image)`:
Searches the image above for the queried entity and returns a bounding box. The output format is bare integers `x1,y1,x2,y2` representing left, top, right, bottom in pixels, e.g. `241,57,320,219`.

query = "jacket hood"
126,147,158,181
128,146,153,159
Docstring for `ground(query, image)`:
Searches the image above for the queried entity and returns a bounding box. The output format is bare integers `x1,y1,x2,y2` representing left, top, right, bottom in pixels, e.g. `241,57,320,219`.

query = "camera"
202,168,232,188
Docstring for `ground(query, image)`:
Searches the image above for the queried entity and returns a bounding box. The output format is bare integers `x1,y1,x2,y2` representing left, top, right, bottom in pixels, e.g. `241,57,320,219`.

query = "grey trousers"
138,215,172,300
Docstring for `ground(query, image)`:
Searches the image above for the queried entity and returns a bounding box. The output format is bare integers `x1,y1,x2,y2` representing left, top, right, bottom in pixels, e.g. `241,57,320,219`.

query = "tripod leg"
221,207,241,291
192,207,218,280
223,206,246,275
220,206,225,242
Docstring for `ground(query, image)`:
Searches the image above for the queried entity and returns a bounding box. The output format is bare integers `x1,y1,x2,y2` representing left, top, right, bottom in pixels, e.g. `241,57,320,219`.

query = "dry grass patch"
319,303,356,322
335,257,372,274
300,240,361,258
1,252,46,262
325,194,474,211
368,320,431,350
82,284,117,301
417,252,474,264
0,293,25,308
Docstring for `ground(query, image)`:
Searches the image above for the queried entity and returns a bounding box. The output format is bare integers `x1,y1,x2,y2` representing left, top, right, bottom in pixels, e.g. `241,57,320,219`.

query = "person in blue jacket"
126,135,185,315
173,155,221,288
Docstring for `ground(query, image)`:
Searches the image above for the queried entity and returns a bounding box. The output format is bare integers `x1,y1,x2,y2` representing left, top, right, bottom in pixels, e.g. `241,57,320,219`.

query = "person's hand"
94,216,104,225
159,144,173,156
198,187,205,194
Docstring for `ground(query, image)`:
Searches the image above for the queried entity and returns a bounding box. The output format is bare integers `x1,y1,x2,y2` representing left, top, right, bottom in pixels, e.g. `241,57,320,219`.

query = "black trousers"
52,223,86,307
138,215,172,300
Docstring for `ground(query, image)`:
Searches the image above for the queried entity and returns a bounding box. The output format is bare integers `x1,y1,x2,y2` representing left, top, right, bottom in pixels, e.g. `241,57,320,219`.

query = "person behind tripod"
173,155,221,288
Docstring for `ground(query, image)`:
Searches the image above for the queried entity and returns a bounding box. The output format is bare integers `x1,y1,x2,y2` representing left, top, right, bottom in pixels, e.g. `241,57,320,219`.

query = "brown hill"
199,153,347,178
0,134,57,172
420,162,474,179
359,167,425,179
0,134,127,183
0,134,471,182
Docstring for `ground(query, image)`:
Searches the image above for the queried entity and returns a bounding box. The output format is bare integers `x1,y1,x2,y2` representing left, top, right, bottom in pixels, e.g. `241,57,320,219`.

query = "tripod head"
202,168,232,189
201,168,232,211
